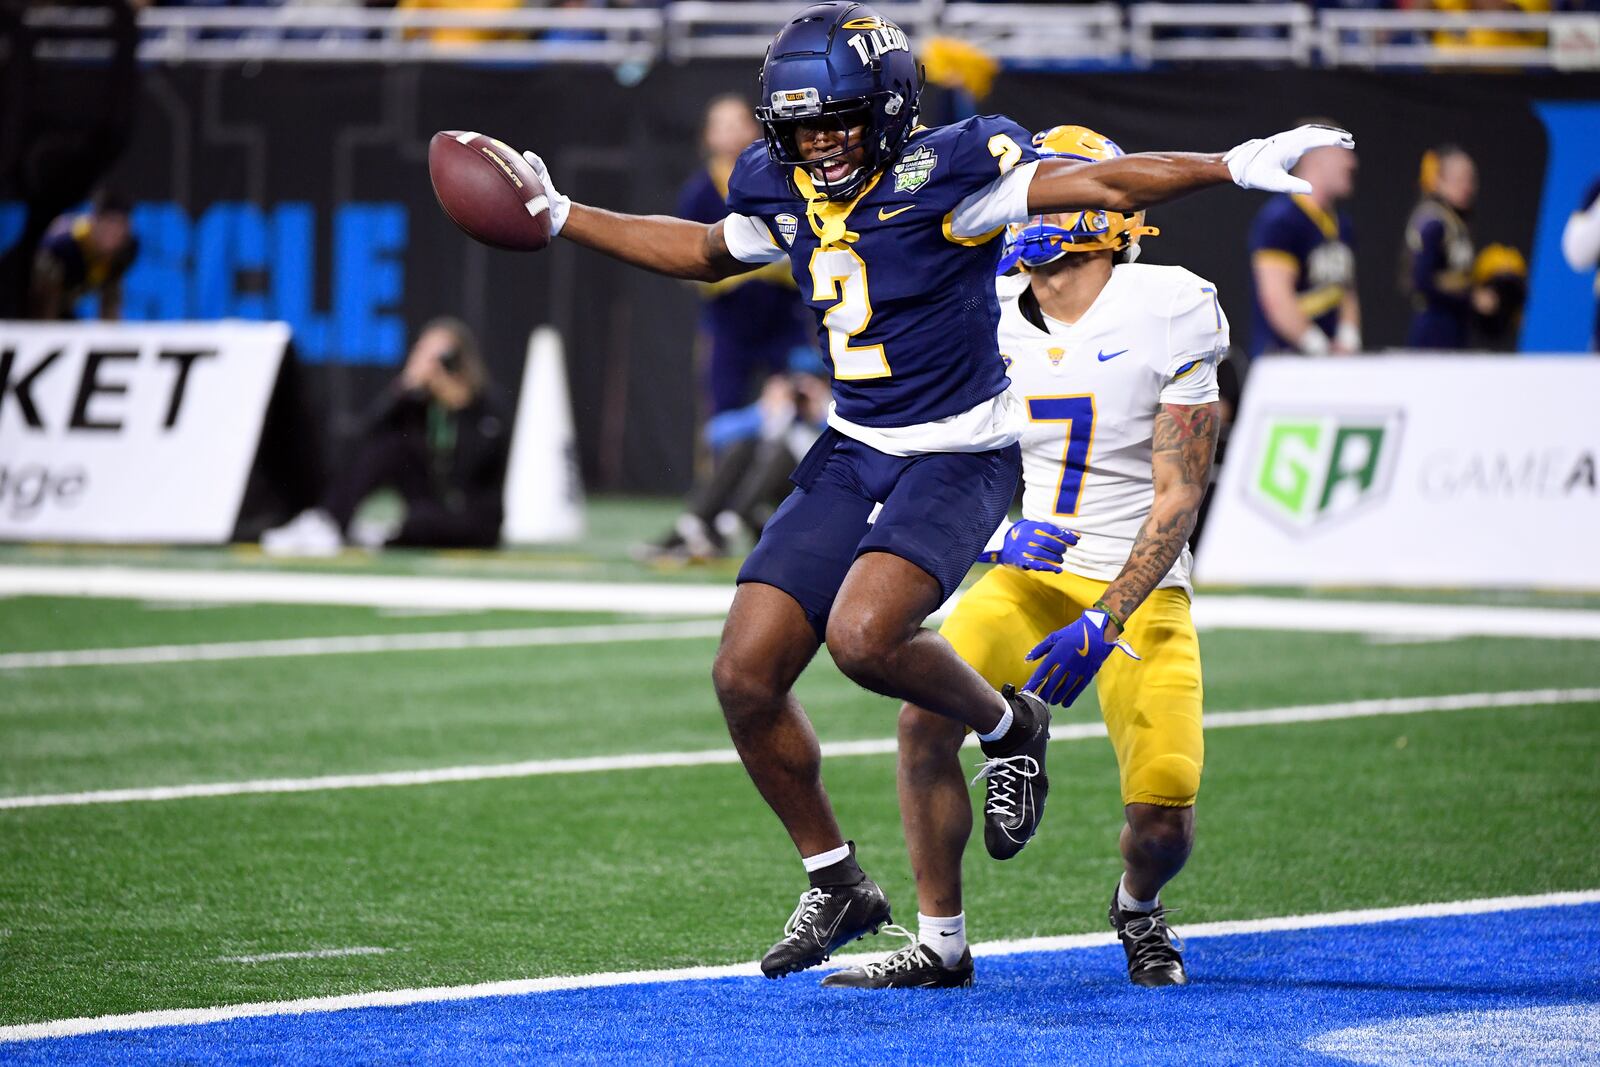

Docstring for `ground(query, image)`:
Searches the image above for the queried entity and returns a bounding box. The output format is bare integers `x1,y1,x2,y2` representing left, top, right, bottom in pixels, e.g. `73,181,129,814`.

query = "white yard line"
5,565,1600,638
3,687,1595,812
6,598,1600,674
216,947,391,965
0,619,726,670
0,566,736,616
2,889,1595,1044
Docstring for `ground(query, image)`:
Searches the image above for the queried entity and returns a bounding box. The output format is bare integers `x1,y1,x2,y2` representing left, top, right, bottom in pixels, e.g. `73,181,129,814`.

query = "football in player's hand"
429,130,551,252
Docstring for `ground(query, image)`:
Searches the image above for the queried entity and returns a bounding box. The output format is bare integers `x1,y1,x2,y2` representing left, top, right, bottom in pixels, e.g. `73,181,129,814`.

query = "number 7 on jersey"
1028,395,1096,516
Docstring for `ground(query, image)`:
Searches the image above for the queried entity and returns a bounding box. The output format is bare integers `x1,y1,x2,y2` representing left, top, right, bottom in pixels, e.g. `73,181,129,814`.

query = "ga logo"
1246,409,1404,531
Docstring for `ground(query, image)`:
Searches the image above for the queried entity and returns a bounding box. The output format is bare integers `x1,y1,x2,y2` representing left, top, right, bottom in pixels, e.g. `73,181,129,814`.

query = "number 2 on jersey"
1028,395,1096,516
809,246,890,380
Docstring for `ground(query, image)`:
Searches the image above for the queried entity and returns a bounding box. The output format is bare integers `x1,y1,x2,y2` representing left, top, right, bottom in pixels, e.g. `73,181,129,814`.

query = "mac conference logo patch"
893,145,937,194
1246,409,1404,532
775,213,799,246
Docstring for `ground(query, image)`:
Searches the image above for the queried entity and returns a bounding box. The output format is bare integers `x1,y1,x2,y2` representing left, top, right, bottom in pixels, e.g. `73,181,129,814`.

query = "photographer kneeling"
263,318,510,555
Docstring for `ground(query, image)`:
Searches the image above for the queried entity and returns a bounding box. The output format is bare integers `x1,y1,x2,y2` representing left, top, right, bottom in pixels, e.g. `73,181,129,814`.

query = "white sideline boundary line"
0,619,727,670
6,565,1600,639
3,687,1596,811
3,889,1596,1044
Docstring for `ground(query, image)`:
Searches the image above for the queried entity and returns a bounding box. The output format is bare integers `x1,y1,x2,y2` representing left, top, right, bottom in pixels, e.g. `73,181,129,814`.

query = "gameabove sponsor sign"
1197,356,1600,589
0,321,287,543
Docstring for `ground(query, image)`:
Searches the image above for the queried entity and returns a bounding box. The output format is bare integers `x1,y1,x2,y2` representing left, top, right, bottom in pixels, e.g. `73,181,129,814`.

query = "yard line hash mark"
2,890,1594,1044
216,947,392,965
2,687,1594,811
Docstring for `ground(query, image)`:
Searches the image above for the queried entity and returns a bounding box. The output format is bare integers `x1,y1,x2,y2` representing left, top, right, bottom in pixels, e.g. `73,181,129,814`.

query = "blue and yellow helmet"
999,125,1161,272
756,3,922,202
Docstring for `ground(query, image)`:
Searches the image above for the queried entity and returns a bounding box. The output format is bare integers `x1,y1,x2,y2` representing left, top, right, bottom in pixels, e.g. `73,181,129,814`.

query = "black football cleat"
821,928,974,989
760,878,892,979
971,685,1052,860
1109,887,1188,987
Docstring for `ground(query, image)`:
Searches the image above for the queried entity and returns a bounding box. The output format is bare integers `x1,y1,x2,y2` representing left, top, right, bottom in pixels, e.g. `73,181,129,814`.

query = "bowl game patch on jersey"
893,145,937,194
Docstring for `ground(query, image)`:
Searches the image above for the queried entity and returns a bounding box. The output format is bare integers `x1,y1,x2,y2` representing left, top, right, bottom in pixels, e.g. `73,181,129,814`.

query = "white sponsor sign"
0,321,288,543
1198,356,1600,590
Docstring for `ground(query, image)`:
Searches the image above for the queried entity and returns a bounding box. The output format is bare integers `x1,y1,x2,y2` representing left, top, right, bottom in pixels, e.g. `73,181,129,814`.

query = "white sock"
801,843,852,873
975,698,1013,744
1118,874,1160,914
918,912,967,967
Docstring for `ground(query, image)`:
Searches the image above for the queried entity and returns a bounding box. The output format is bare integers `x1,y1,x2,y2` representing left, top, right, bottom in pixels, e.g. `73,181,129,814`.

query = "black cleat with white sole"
972,685,1052,860
760,878,892,979
1110,886,1188,987
821,928,974,989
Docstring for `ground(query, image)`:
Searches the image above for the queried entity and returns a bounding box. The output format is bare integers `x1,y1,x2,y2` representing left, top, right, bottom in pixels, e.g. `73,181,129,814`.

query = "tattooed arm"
1099,402,1220,640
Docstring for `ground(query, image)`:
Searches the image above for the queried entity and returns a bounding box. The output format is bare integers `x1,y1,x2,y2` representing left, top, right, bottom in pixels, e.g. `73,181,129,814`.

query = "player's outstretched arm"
1027,125,1355,215
561,205,750,283
1096,402,1221,639
520,149,755,283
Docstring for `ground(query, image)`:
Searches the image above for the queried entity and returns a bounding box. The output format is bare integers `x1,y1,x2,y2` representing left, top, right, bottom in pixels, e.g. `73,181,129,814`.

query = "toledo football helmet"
756,2,921,201
999,125,1160,272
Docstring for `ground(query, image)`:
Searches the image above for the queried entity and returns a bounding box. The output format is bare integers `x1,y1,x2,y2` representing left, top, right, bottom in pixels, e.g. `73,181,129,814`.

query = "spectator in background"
261,317,511,556
397,0,524,46
678,94,808,417
639,353,832,562
1403,144,1494,349
1563,175,1600,350
1248,125,1360,356
639,95,810,560
29,190,138,321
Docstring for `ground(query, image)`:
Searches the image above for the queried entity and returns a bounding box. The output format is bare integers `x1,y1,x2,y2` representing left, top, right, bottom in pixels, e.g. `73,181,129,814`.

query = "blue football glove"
980,519,1080,572
1024,610,1140,707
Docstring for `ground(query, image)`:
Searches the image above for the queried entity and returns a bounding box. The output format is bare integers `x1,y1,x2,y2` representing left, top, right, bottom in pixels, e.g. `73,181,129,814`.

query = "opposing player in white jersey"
825,125,1224,990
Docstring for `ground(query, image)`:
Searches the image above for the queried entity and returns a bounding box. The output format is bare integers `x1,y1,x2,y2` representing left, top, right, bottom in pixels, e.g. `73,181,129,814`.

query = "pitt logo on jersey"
844,19,910,64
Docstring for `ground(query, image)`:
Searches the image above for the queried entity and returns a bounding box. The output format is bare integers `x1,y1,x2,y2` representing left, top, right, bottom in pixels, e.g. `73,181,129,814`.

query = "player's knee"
1127,753,1202,810
1128,801,1194,858
710,647,782,720
824,609,902,688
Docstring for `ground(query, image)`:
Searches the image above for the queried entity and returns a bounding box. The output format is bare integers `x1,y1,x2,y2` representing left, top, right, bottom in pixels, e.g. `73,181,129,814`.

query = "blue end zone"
10,903,1600,1065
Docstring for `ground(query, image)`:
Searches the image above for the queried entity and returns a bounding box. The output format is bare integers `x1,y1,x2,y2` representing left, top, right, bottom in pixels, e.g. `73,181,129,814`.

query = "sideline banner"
0,321,288,543
1197,356,1600,590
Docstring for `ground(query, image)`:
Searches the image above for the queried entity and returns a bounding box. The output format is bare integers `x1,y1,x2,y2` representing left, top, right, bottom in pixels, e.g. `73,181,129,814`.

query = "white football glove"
521,149,572,237
1224,124,1355,196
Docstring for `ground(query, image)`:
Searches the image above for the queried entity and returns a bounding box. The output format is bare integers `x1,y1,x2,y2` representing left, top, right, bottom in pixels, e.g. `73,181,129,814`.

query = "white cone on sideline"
503,326,585,544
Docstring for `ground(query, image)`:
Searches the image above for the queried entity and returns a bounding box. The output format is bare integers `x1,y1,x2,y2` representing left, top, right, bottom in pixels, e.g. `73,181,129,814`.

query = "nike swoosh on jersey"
877,204,914,220
1096,349,1129,362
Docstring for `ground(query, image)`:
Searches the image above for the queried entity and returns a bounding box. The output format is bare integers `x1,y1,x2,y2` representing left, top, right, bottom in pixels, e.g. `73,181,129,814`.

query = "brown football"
428,130,552,252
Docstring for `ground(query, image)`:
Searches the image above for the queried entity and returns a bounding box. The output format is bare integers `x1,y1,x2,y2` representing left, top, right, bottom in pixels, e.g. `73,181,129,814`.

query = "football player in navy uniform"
1403,145,1491,349
514,1,1351,979
1247,129,1360,357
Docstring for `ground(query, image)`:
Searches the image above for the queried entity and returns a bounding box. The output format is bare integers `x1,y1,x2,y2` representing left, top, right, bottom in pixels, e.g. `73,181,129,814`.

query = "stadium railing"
26,2,1600,69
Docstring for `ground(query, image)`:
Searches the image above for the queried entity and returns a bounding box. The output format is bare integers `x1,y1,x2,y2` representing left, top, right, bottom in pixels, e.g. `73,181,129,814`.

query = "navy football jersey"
725,114,1040,431
1247,193,1355,358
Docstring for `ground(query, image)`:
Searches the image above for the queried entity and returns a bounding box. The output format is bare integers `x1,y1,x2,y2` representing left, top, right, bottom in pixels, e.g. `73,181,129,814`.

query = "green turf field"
2,543,1598,1031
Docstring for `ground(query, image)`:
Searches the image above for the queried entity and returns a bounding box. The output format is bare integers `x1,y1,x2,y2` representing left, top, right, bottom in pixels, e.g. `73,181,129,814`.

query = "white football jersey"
996,262,1228,593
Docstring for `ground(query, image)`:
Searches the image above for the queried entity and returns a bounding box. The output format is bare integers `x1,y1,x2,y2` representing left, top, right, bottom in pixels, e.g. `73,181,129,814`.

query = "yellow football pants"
939,565,1204,807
